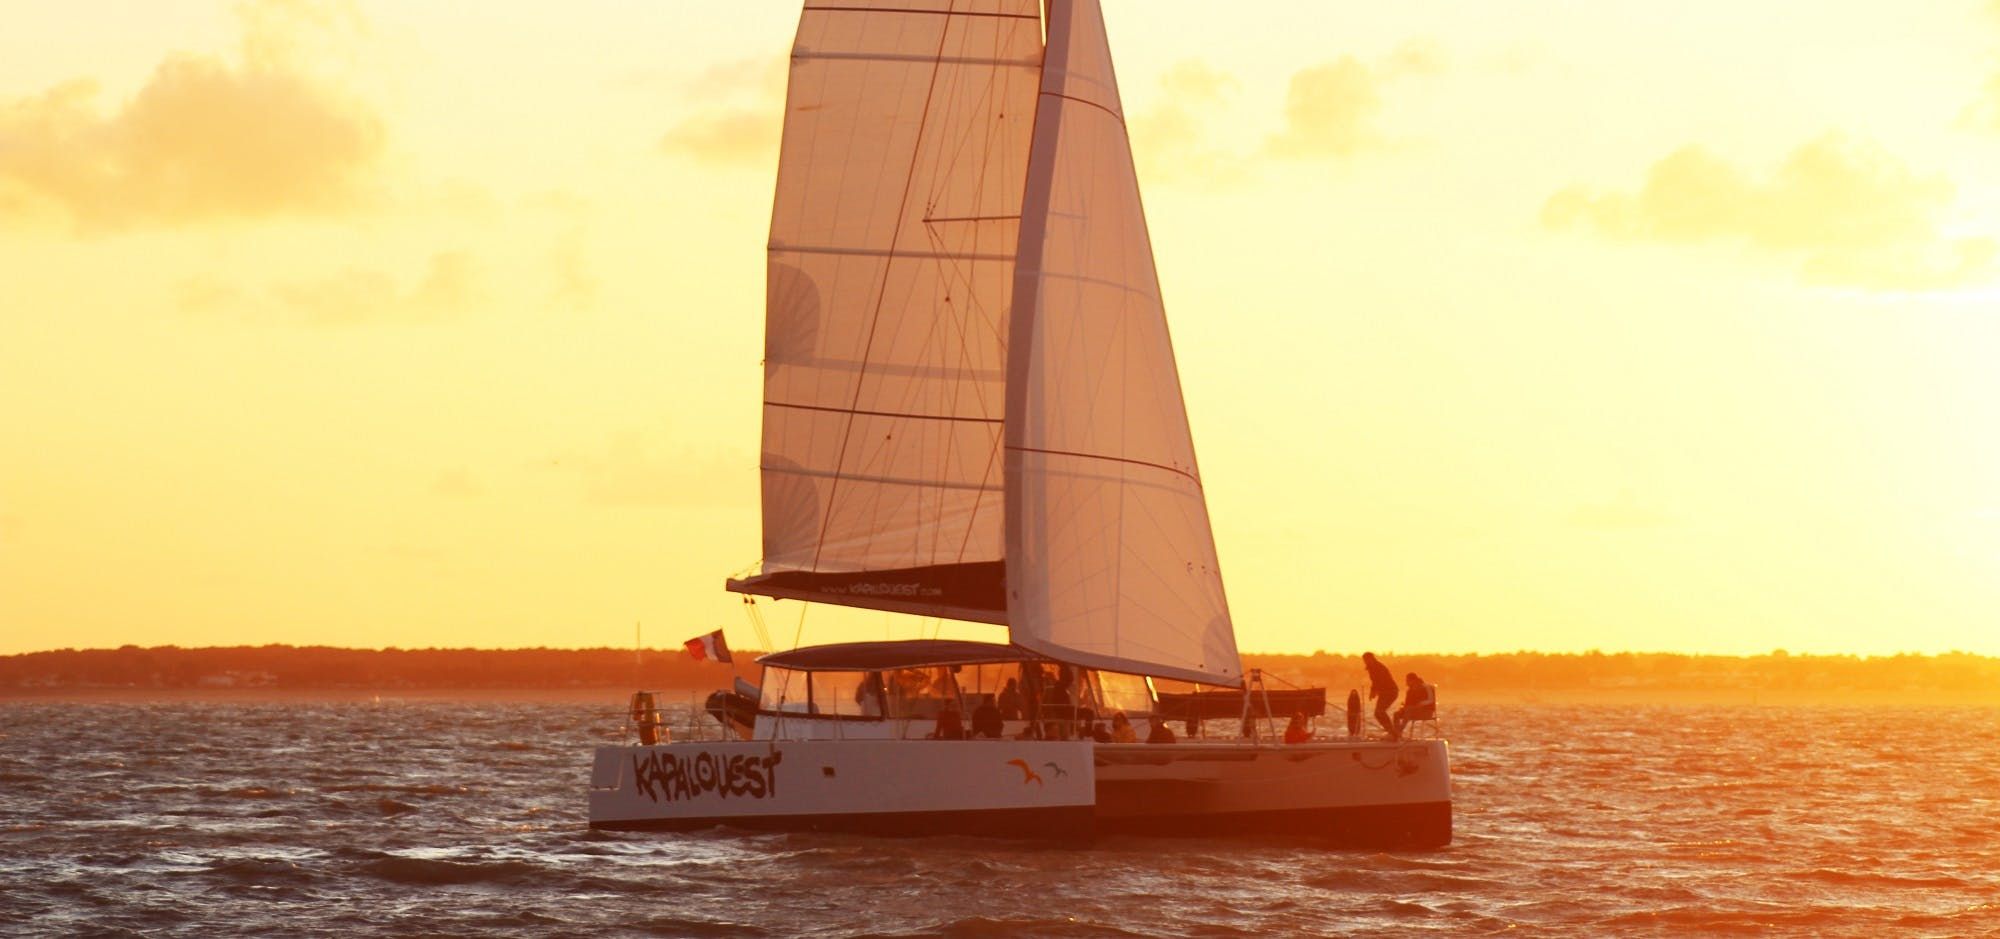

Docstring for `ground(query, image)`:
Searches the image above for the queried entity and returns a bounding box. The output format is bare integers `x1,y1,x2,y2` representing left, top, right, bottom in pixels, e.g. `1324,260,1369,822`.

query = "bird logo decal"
1006,758,1044,786
1043,762,1067,779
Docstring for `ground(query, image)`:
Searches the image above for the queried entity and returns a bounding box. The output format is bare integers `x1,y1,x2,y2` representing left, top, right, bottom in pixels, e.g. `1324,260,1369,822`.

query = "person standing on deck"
1363,652,1399,739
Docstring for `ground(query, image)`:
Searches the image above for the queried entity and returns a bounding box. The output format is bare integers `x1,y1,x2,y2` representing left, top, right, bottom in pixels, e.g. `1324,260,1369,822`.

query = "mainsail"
733,0,1241,686
729,0,1044,623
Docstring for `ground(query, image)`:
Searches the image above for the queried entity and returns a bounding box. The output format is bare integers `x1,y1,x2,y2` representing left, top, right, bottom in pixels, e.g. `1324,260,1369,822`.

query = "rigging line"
789,601,811,652
806,14,959,577
909,23,1031,573
844,6,1012,568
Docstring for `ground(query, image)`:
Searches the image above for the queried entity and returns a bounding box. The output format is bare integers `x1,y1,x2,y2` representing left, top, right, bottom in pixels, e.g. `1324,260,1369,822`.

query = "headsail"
729,0,1044,624
1002,0,1240,685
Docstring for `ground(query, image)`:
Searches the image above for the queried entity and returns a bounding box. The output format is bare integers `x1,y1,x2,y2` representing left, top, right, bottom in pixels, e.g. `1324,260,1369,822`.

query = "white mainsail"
730,0,1044,623
734,0,1240,687
1002,0,1239,686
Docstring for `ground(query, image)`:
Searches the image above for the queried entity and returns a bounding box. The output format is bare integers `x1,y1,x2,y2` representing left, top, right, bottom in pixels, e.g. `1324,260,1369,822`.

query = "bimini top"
756,640,1047,673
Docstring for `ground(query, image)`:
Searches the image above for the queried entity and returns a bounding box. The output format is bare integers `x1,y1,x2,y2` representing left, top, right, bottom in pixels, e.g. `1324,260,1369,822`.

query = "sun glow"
4,1,1999,657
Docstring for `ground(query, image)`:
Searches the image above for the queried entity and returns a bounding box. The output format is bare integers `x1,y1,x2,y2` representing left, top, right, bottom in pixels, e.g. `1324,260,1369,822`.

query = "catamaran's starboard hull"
588,740,1096,838
1094,740,1453,848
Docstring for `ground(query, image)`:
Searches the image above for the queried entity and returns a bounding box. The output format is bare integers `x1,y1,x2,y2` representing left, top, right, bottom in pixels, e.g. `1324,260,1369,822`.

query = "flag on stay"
684,629,732,664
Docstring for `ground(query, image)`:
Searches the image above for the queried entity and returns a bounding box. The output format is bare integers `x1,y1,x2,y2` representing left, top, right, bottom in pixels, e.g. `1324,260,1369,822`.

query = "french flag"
684,629,732,664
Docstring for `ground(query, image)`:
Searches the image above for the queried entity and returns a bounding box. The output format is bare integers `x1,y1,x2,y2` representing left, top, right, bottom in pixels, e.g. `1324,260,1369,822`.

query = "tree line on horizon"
2,644,1996,694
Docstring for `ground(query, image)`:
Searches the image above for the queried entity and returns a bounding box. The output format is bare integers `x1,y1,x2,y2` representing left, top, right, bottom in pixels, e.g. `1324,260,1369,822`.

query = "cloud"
175,274,249,316
270,251,483,325
1263,44,1440,160
549,432,744,508
1263,58,1381,159
659,56,785,168
409,251,480,314
661,110,782,168
1130,61,1246,185
1543,134,1995,291
431,468,482,499
1967,74,2000,131
548,227,598,312
1966,3,2000,130
0,0,382,231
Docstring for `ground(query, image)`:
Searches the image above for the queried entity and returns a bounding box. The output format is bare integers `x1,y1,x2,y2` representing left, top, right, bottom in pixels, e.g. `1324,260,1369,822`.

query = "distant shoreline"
7,646,1998,707
5,685,1994,707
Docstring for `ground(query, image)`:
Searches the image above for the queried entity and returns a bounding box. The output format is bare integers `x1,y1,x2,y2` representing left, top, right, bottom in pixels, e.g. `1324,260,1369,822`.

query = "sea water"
2,701,1995,937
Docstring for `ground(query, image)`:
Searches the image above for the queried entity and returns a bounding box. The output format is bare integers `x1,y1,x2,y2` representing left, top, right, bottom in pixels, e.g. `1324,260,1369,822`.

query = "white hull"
589,739,1096,837
589,737,1450,845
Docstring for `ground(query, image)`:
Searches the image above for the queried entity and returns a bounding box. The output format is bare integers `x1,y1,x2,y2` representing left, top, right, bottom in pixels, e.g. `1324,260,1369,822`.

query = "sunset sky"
4,1,1999,658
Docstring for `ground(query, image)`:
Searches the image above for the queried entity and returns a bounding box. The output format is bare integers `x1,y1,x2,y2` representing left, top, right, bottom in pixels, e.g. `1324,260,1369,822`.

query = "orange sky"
3,1,1999,657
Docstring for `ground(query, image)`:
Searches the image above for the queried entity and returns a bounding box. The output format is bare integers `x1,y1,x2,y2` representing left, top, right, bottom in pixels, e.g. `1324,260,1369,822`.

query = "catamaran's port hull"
588,739,1097,837
592,803,1094,839
589,738,1450,847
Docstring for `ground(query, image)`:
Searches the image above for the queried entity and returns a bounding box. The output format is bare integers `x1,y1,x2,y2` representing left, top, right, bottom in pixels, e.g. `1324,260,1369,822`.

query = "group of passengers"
924,664,1182,744
1244,654,1439,744
919,654,1437,745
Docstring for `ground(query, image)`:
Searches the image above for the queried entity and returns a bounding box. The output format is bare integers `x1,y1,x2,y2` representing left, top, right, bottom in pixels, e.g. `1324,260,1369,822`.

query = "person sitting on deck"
1393,673,1436,738
1146,718,1177,744
1077,708,1112,743
1110,711,1139,744
970,700,1004,739
1284,711,1313,745
931,703,965,740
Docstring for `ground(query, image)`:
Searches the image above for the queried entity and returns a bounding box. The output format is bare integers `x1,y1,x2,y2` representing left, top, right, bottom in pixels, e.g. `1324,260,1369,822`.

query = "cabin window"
809,671,883,718
953,663,1012,712
1096,671,1156,716
886,667,958,719
759,667,812,713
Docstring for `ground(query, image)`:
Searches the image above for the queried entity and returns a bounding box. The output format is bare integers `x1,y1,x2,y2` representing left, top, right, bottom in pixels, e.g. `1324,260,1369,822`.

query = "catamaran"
588,0,1452,845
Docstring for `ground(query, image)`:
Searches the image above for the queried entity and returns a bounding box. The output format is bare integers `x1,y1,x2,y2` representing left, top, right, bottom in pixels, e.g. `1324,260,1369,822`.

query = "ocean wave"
355,855,544,886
